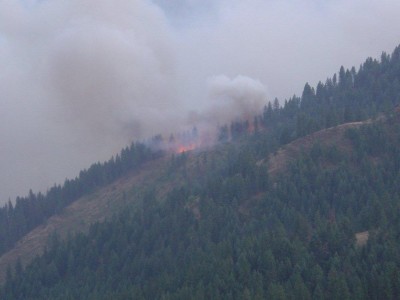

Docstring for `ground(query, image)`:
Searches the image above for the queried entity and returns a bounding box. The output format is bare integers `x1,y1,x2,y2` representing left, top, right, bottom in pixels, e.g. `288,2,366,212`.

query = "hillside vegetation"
1,45,400,299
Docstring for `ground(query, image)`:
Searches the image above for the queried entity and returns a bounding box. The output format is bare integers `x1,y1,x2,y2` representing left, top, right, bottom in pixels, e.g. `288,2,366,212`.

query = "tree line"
0,142,157,255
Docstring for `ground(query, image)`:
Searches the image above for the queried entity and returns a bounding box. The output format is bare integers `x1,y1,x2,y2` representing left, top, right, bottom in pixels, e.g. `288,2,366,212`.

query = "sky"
0,0,399,203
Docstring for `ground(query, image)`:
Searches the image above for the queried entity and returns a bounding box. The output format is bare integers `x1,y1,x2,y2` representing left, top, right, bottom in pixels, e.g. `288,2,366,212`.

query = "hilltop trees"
260,45,400,147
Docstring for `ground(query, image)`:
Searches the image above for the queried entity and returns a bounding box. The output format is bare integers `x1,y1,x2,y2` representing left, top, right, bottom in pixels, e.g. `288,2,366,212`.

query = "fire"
247,120,255,134
150,117,262,155
177,144,196,153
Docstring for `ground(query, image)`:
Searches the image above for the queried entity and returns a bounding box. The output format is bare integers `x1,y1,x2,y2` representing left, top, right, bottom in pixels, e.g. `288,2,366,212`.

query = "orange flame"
177,144,196,153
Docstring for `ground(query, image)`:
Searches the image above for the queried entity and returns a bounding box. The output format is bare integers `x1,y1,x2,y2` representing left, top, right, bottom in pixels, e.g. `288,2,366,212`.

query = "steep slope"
0,145,227,284
0,142,157,258
3,113,400,299
267,120,368,176
0,156,172,283
0,113,394,285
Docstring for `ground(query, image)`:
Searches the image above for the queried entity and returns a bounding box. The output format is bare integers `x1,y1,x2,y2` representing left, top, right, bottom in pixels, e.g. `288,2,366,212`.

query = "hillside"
0,118,371,284
0,156,170,283
267,120,367,176
2,112,400,299
1,45,400,299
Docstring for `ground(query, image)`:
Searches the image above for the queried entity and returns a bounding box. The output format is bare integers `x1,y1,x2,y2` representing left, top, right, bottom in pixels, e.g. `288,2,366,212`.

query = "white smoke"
205,75,266,123
0,0,400,202
0,0,181,202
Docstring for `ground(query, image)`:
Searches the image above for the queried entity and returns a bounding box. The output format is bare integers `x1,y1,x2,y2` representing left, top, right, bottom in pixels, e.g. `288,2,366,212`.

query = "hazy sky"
0,0,399,203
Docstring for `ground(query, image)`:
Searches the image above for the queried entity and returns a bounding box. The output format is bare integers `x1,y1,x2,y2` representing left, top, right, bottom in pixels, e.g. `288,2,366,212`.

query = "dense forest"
1,45,400,299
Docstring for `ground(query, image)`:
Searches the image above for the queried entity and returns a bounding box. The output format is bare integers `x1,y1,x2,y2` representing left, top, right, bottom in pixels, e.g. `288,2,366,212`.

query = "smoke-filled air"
0,0,399,203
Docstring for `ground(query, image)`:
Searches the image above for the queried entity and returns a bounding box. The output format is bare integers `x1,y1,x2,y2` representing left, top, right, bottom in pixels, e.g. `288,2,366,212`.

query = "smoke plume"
0,0,399,202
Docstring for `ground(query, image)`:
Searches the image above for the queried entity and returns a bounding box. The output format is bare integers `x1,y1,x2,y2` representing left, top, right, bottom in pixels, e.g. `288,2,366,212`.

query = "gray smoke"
0,0,399,203
189,75,266,125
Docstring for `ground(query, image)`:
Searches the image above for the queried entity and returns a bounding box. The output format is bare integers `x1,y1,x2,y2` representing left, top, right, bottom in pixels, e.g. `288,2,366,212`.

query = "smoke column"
0,0,399,203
